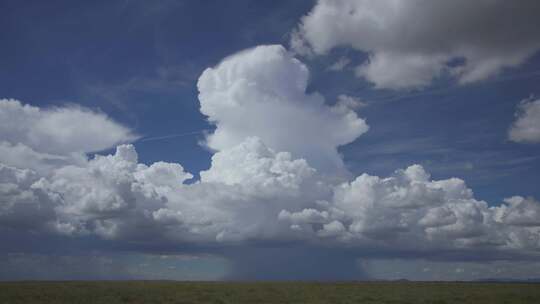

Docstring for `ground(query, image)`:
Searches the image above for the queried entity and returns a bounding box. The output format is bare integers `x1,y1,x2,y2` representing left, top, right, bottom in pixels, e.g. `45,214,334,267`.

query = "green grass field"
1,281,539,304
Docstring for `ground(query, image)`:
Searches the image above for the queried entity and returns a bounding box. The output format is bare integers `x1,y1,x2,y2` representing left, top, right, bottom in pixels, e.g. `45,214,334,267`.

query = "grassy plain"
1,281,539,304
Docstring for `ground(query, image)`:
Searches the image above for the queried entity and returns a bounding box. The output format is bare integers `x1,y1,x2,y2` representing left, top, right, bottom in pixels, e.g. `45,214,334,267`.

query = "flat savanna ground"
1,281,539,304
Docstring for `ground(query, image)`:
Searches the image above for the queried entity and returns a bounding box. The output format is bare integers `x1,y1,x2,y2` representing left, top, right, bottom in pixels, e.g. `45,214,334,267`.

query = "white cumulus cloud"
0,99,137,172
279,164,540,253
292,0,540,89
197,45,368,173
509,98,540,144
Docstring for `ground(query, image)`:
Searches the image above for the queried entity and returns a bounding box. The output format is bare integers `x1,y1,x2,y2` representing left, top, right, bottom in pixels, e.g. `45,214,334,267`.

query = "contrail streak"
137,130,207,142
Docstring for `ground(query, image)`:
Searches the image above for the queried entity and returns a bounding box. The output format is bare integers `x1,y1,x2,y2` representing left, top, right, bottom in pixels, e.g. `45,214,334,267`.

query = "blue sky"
2,0,540,280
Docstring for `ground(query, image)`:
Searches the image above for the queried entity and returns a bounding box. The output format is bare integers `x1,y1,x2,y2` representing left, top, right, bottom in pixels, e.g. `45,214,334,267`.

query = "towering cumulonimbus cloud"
291,0,540,89
197,45,368,174
1,45,540,280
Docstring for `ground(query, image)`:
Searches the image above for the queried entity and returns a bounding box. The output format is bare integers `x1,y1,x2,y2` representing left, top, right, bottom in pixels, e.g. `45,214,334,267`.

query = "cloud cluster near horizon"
291,0,540,89
2,46,540,274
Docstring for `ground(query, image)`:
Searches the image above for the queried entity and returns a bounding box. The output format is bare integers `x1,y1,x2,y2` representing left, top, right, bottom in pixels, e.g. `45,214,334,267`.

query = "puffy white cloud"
509,98,540,143
168,137,330,243
0,136,327,244
5,136,538,256
278,164,540,253
278,208,329,225
0,99,137,170
292,0,540,89
197,45,368,173
35,144,201,240
356,52,446,90
318,220,346,238
0,141,87,174
0,99,139,233
135,161,193,193
418,207,457,228
495,196,540,227
0,164,57,231
200,137,316,193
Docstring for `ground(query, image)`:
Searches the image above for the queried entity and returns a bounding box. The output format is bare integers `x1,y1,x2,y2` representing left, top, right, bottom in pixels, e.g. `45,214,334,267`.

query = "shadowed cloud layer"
291,0,540,89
